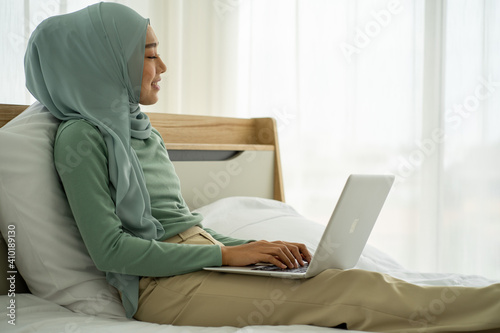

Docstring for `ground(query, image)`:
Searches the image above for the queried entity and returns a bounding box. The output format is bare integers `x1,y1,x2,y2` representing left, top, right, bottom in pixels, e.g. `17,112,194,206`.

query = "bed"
0,103,498,333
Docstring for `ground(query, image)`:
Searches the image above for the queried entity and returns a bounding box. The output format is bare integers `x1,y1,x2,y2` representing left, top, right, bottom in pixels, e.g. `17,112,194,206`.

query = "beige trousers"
134,227,500,332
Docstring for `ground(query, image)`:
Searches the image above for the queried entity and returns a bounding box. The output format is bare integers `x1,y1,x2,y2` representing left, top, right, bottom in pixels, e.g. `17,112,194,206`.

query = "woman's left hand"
269,240,312,267
220,240,312,268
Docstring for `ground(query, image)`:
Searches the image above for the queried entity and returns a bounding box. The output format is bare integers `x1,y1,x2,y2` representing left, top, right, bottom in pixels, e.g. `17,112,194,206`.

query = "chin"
140,94,159,106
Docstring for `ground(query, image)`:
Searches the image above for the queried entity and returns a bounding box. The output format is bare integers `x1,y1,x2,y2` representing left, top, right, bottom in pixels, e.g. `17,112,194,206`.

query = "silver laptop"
204,174,395,279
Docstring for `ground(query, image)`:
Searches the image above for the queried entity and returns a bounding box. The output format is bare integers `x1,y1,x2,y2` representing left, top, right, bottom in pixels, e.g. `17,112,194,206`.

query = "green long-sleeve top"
53,119,250,278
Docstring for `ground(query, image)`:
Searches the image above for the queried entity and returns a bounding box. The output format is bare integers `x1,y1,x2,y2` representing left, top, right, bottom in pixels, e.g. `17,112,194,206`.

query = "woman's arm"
148,127,311,268
54,120,222,277
149,128,255,246
202,228,254,246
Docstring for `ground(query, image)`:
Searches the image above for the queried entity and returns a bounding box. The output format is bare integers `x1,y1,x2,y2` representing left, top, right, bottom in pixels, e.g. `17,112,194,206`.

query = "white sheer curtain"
232,0,500,279
234,0,426,270
440,0,500,278
1,0,499,279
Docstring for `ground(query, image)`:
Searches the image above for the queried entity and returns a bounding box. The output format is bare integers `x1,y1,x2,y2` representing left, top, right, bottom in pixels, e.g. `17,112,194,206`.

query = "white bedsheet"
2,245,496,333
1,257,497,333
1,197,498,332
0,294,353,333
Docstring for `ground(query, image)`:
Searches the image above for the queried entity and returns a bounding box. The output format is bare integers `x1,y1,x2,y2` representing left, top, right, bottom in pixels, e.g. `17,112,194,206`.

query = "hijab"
24,2,165,318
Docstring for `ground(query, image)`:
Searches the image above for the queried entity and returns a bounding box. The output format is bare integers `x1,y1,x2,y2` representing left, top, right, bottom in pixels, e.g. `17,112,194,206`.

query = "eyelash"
148,54,160,59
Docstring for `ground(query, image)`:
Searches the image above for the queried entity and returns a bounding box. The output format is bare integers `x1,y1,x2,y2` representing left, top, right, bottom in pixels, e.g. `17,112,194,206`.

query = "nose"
158,57,167,74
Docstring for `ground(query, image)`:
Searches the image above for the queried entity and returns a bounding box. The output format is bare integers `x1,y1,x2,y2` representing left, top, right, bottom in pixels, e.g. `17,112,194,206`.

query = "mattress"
1,253,495,333
0,294,346,333
1,197,498,332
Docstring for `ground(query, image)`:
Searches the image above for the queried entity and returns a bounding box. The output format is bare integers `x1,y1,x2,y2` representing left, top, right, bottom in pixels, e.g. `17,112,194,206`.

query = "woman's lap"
134,227,500,332
134,267,500,332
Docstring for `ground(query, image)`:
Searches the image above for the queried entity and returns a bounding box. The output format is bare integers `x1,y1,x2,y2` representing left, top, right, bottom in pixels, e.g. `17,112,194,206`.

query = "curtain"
1,0,499,279
231,0,500,280
440,0,500,278
235,0,426,271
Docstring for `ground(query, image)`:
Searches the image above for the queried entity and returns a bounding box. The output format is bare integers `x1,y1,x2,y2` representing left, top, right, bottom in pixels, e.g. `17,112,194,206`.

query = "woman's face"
140,26,167,105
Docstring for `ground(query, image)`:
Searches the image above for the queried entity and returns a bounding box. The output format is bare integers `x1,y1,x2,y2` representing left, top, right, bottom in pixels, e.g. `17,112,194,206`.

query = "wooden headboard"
0,104,284,203
0,103,285,295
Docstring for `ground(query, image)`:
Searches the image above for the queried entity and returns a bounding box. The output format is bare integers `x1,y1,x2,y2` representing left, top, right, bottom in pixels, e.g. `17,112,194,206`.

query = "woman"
24,3,500,332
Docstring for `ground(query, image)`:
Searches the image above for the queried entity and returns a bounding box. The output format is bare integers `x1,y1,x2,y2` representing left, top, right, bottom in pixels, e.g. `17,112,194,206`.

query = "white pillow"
195,196,326,252
0,103,125,318
196,196,405,273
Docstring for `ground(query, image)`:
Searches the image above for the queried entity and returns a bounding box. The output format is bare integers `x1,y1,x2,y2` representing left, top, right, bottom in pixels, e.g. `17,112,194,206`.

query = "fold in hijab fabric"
25,2,165,318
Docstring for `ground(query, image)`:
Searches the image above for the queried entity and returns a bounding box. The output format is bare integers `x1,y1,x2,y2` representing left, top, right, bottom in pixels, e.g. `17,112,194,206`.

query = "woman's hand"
220,240,312,269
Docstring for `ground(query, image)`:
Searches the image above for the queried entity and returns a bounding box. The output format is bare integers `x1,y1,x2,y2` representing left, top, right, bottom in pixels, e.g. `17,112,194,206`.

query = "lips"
152,78,161,90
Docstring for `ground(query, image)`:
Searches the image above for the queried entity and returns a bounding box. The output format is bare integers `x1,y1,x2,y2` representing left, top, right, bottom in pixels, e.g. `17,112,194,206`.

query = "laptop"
204,174,395,279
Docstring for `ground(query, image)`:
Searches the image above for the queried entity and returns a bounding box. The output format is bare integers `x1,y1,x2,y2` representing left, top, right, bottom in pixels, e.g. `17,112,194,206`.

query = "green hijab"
24,2,165,318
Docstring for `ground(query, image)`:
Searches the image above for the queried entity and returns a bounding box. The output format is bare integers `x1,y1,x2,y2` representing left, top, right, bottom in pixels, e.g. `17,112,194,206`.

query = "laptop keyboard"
251,263,309,273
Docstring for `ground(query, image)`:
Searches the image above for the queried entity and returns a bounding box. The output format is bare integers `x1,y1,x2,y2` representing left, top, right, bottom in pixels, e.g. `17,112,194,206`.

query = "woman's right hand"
220,240,311,269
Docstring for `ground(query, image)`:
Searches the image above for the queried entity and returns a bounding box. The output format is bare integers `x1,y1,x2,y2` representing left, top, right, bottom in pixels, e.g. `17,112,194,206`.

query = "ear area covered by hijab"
24,2,165,318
